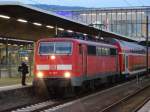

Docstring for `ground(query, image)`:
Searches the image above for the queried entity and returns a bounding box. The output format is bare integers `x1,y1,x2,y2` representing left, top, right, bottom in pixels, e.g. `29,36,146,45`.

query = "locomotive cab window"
39,42,54,54
39,42,72,55
55,42,71,54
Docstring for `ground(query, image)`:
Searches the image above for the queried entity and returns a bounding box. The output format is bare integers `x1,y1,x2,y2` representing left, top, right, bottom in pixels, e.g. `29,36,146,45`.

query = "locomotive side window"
87,45,96,55
101,48,110,56
110,48,117,55
101,48,106,55
96,47,101,56
39,42,72,55
105,48,110,55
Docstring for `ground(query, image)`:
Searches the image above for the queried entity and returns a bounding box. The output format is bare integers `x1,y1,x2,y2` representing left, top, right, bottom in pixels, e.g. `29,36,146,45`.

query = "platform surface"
138,100,150,112
0,83,32,92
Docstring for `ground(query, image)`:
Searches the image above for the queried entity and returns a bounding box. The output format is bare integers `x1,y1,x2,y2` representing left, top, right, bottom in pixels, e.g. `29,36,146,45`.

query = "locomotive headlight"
64,72,71,78
51,55,55,60
37,71,43,78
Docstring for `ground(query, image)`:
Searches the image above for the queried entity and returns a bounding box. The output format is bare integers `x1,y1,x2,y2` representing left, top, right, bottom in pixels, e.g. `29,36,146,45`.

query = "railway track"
9,76,150,112
11,100,59,112
99,80,150,112
41,76,150,112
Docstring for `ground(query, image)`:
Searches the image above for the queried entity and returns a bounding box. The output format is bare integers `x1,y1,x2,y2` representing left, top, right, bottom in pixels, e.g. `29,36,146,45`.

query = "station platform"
0,83,32,92
138,100,150,112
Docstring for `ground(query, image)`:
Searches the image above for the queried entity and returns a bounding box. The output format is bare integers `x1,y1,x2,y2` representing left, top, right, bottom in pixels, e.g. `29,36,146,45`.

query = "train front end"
33,38,75,88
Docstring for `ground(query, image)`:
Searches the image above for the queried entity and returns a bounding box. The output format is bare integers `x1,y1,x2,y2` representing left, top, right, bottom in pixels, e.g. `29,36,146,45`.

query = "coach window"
87,45,96,55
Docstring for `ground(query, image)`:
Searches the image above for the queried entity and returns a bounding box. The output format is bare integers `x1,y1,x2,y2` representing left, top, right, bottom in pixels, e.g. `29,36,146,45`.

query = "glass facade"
55,7,150,41
0,38,34,78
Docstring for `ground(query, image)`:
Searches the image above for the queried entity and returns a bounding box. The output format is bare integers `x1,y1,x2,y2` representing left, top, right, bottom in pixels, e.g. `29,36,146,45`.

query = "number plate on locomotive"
49,65,57,70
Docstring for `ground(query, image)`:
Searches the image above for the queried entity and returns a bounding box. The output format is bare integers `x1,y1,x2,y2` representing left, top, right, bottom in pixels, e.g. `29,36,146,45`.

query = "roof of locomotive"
37,37,117,48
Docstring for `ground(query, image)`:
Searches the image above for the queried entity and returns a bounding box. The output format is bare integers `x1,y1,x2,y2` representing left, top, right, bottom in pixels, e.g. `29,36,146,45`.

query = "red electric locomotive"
33,38,119,89
33,37,149,91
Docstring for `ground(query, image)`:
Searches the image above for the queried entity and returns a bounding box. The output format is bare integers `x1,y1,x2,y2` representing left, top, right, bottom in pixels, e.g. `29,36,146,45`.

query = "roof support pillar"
55,25,58,36
146,15,149,74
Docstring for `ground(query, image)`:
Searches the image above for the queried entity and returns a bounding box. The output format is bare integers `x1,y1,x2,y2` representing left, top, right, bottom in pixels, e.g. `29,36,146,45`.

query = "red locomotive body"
33,38,119,88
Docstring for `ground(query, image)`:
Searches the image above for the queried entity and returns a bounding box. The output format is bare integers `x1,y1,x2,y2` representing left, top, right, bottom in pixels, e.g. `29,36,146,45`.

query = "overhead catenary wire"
25,0,41,4
123,0,133,6
137,0,145,6
122,0,145,7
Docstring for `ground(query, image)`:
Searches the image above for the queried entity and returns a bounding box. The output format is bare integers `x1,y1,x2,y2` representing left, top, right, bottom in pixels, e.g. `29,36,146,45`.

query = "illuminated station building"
0,38,34,77
55,6,150,41
0,6,150,77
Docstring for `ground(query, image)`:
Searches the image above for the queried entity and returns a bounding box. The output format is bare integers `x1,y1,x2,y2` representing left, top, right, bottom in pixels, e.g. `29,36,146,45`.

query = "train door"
124,54,129,73
82,45,87,76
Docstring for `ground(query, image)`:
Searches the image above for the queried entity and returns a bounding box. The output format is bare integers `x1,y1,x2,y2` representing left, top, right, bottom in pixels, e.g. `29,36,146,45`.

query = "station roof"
0,1,137,42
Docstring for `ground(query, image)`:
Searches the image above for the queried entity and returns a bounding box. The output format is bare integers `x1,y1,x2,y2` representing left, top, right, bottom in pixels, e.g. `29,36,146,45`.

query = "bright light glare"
17,19,28,23
25,57,29,61
64,72,71,78
95,36,99,39
58,28,64,31
83,33,87,36
51,55,55,60
46,25,54,29
0,14,10,19
101,37,104,40
80,13,87,16
67,30,73,33
33,22,42,26
37,72,43,78
13,44,18,46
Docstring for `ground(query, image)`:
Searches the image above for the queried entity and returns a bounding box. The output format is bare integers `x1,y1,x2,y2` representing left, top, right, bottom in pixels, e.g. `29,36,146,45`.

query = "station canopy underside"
0,2,137,42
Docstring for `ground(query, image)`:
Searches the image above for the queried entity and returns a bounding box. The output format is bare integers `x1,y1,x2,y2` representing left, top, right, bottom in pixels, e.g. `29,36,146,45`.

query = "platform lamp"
55,25,58,36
